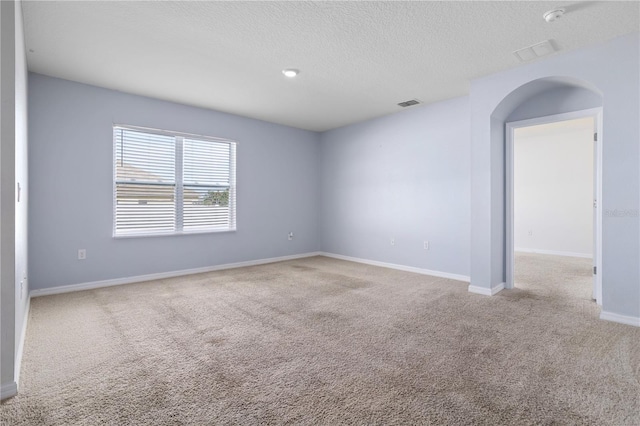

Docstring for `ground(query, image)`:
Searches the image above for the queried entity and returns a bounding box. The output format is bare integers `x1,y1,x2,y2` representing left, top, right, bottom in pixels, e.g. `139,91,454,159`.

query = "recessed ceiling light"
282,69,299,78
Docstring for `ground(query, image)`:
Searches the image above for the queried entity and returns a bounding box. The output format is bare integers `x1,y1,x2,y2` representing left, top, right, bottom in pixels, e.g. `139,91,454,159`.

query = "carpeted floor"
2,254,639,425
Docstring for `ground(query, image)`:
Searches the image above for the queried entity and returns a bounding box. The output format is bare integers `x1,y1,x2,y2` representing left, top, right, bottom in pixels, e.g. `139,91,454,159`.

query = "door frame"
505,107,603,305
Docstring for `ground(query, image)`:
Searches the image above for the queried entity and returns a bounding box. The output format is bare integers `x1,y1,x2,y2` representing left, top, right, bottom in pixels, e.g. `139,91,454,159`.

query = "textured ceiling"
22,1,639,132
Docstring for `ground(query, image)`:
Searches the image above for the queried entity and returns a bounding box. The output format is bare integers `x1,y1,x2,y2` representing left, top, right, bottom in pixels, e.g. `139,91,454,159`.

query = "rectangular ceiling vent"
397,99,421,108
513,40,557,62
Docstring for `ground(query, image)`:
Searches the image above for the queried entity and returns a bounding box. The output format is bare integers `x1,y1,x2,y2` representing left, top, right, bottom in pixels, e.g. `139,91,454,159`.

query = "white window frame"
113,124,237,238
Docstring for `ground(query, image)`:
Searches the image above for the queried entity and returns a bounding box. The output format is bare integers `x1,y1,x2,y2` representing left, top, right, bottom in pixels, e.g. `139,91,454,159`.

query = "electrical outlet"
288,232,294,241
390,237,395,246
528,230,533,236
424,241,429,250
78,249,87,260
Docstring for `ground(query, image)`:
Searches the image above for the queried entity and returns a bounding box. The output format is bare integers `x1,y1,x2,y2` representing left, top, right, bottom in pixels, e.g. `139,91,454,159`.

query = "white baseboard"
30,252,322,298
15,295,30,385
515,248,592,259
468,282,505,296
318,252,470,283
600,311,640,327
1,382,17,400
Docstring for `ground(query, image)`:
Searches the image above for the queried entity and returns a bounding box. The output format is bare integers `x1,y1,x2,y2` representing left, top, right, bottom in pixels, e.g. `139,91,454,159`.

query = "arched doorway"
492,77,603,303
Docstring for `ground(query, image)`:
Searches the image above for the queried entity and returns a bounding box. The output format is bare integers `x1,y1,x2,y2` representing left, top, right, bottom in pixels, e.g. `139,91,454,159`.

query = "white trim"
0,382,17,400
506,107,603,304
15,296,30,385
506,120,515,290
468,282,505,296
504,108,603,130
318,252,470,283
112,228,237,239
515,248,592,259
594,110,603,305
30,252,322,298
600,311,640,327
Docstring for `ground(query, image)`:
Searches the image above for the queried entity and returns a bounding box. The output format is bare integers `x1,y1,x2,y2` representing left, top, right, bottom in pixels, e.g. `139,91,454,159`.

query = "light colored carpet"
2,254,639,425
514,252,595,305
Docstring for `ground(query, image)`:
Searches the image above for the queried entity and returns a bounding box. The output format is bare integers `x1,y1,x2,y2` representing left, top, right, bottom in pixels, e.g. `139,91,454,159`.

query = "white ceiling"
22,1,639,132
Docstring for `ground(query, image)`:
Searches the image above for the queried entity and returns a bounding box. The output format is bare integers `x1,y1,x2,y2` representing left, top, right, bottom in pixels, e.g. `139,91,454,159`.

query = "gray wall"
1,0,29,394
319,97,470,277
28,73,320,290
507,86,602,123
470,33,639,318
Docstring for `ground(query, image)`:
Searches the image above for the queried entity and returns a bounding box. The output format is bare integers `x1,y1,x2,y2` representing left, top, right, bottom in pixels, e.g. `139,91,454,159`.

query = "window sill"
113,228,237,239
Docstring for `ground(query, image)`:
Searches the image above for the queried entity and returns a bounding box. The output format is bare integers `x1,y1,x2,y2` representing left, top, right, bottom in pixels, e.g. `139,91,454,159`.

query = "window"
113,125,236,237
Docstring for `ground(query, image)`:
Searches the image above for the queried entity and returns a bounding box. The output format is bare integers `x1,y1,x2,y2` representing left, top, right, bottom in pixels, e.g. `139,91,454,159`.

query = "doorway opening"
506,108,602,305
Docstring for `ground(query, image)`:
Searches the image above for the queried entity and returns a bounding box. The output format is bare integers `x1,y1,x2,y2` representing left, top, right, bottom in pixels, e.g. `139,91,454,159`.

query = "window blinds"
183,138,236,231
114,126,236,236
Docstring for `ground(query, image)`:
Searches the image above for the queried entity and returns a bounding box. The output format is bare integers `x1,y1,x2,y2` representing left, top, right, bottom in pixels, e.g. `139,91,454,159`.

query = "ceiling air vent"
397,99,421,108
513,40,557,62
